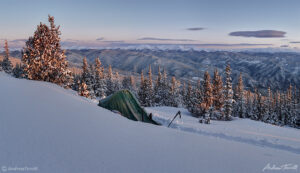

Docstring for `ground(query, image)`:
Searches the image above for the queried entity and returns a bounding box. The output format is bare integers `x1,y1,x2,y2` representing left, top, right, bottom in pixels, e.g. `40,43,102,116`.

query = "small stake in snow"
168,111,181,127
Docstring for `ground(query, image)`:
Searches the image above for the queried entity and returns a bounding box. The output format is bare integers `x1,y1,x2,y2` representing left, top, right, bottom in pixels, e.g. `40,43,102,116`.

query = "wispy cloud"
96,37,104,41
10,39,27,43
138,37,195,42
101,40,124,43
290,41,300,44
229,30,286,38
186,27,205,31
280,45,289,48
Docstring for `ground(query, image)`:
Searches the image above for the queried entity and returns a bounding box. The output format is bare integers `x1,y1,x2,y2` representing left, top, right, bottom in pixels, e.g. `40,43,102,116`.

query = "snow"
146,107,300,153
0,72,299,173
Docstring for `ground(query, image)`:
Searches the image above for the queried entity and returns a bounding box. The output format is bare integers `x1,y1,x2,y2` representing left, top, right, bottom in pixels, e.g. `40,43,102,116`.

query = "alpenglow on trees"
22,15,72,87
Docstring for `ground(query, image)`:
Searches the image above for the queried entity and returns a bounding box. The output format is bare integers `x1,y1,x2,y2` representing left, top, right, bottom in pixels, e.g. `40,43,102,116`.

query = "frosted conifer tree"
2,40,13,74
224,64,234,120
245,90,253,118
201,71,213,119
122,75,136,95
154,66,163,106
22,15,72,87
138,71,147,105
170,76,181,107
114,71,122,92
80,57,95,98
234,73,245,118
78,81,90,98
212,69,224,118
146,65,154,106
94,57,106,98
13,63,25,78
106,65,114,96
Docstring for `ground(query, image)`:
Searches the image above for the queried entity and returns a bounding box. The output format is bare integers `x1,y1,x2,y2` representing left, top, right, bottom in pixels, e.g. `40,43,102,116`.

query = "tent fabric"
98,90,159,125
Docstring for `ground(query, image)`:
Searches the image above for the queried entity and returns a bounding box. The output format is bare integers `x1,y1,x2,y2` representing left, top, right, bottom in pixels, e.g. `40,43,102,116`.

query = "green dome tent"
98,90,159,125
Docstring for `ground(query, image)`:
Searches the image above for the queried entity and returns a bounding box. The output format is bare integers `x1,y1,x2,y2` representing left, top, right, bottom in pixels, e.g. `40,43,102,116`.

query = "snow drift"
0,73,299,173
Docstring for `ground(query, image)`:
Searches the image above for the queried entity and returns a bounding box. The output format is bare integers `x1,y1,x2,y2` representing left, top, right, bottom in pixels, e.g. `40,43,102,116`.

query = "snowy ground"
146,107,300,154
0,72,299,173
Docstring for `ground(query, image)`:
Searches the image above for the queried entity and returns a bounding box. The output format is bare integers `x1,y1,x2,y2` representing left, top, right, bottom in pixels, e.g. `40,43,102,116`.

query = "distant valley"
4,49,300,91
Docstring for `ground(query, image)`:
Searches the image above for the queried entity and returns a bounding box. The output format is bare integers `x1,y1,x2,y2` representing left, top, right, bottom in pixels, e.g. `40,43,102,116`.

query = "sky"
0,0,300,50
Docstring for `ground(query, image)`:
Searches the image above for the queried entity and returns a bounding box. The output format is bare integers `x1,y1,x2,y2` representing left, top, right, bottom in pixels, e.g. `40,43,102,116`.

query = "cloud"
186,27,205,31
229,30,286,38
280,45,289,48
138,37,195,42
101,40,124,43
10,39,27,43
196,43,272,47
290,41,300,44
96,37,104,41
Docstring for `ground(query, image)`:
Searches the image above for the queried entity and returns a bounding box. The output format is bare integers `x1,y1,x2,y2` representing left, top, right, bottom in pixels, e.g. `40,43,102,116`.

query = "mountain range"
4,49,300,92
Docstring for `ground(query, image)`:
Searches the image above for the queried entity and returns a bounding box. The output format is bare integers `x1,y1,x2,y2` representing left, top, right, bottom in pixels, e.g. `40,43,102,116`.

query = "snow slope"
0,73,299,173
146,107,300,153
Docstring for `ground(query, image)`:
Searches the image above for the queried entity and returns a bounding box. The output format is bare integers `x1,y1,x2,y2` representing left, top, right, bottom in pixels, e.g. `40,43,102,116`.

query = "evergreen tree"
224,64,234,120
138,68,153,107
12,63,25,78
2,40,13,74
22,15,72,87
154,66,163,105
138,70,147,106
170,76,182,107
94,57,106,98
106,65,114,96
122,75,136,94
212,69,224,118
146,65,154,106
154,68,171,106
80,57,95,98
78,81,90,98
265,87,275,123
114,71,122,92
201,71,213,119
234,73,245,118
245,90,253,118
186,81,197,113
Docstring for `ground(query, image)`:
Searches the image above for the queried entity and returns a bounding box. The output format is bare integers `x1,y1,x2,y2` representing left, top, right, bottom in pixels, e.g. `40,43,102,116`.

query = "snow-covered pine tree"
78,81,90,98
286,84,295,126
251,88,265,121
201,71,213,120
245,90,253,118
194,79,203,109
80,57,95,98
212,69,224,119
114,71,122,92
122,76,131,90
170,76,182,107
154,66,163,106
185,82,193,109
234,73,245,118
146,65,154,106
138,70,147,106
181,81,186,102
22,15,72,87
94,57,106,98
106,65,114,96
274,91,282,125
2,40,13,74
138,68,153,107
161,68,171,106
224,64,234,121
72,74,81,91
265,87,275,123
130,75,137,94
12,63,25,78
